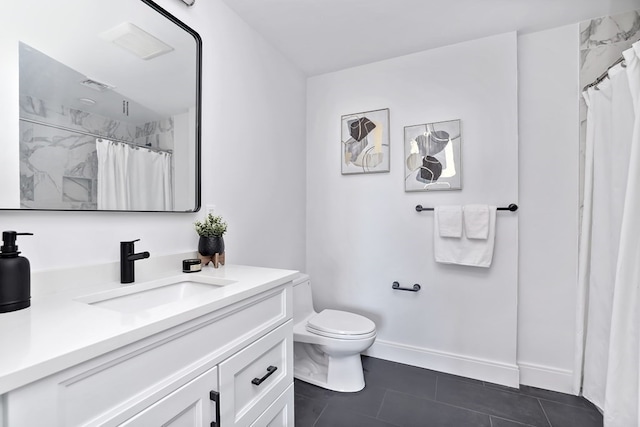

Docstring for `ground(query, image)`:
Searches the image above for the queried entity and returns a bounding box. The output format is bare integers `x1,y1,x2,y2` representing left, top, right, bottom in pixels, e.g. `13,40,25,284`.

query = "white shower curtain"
574,41,640,427
96,139,173,211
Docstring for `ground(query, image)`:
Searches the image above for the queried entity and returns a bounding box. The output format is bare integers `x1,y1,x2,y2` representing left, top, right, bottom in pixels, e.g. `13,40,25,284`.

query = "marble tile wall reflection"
579,9,640,218
20,94,138,142
135,118,174,151
20,120,98,209
63,177,93,203
19,95,174,209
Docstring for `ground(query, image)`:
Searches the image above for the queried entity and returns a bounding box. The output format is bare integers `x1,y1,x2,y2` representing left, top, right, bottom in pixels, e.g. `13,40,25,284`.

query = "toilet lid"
306,309,376,336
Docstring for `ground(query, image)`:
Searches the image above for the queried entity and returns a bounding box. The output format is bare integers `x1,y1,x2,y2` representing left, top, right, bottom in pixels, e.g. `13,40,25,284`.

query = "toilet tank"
292,274,315,323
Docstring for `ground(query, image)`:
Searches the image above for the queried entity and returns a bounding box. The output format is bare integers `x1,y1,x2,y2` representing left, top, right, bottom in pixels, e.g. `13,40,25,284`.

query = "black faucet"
120,239,150,284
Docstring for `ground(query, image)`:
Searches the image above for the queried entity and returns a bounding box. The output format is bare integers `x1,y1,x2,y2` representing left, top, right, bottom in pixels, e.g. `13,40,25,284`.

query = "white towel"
434,206,497,268
463,205,490,239
435,206,462,238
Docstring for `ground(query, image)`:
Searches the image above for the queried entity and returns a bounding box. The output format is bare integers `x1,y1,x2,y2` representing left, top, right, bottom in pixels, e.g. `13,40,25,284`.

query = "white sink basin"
76,275,236,314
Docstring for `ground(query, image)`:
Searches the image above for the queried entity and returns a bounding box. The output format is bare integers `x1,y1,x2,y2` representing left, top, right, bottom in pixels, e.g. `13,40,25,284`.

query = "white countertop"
0,255,297,395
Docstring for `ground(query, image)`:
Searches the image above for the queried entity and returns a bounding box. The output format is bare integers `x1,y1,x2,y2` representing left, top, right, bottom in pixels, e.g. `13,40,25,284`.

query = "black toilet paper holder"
392,281,421,292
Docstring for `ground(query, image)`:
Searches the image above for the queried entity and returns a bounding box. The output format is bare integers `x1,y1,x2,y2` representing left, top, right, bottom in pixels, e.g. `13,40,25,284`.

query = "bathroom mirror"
0,0,201,212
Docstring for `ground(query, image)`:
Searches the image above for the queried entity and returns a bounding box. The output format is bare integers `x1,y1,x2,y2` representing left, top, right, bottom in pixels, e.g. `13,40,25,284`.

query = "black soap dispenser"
0,231,33,313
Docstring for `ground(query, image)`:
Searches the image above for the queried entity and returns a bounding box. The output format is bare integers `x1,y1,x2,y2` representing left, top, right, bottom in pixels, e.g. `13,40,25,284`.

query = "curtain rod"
19,117,173,154
415,204,518,212
583,56,626,92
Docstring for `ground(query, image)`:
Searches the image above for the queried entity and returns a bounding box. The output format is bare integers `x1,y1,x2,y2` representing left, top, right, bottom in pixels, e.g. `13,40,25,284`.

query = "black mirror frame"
6,0,202,213
141,0,202,213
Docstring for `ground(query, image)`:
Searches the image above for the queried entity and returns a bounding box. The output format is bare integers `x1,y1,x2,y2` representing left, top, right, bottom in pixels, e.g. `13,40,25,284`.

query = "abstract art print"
341,108,390,174
404,119,461,191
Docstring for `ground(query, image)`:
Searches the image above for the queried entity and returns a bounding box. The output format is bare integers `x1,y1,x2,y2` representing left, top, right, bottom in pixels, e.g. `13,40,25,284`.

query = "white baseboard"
518,362,574,394
364,339,520,388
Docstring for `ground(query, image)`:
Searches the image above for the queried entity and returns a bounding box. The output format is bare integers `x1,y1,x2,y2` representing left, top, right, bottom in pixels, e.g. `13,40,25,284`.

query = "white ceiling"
220,0,640,76
18,0,197,122
19,43,164,124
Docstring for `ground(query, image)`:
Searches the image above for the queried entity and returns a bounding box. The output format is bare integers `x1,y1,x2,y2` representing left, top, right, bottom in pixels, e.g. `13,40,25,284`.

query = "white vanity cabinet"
2,282,294,427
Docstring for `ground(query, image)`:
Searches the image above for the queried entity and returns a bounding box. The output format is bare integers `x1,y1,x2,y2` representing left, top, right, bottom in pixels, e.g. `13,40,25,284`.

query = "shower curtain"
96,138,173,210
574,41,640,427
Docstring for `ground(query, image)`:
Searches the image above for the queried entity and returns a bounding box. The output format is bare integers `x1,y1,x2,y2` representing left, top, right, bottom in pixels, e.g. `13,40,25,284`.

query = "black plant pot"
198,236,225,256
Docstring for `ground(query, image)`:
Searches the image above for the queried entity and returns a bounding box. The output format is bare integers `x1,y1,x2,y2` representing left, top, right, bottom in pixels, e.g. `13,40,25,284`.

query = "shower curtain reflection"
96,138,173,211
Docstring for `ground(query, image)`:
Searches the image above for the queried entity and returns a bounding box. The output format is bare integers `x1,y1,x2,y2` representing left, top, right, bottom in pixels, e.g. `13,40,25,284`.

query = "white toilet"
292,274,376,392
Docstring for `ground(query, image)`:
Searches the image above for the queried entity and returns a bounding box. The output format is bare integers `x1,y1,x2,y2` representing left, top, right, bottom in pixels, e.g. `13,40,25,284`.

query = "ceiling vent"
100,22,174,60
80,79,114,92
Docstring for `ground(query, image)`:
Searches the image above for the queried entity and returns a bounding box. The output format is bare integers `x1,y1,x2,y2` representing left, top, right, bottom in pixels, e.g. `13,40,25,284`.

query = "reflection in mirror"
6,0,201,212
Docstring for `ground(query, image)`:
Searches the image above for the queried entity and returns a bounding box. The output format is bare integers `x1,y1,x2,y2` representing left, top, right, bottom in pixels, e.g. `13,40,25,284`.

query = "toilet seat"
306,309,376,340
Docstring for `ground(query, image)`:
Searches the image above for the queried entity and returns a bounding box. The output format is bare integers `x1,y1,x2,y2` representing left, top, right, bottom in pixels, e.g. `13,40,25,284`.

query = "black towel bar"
415,203,518,212
392,282,421,292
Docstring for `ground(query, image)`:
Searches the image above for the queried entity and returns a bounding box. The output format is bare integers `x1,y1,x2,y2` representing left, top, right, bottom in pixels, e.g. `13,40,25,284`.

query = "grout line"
389,387,543,426
437,374,492,389
389,371,552,427
484,383,592,410
312,400,329,427
491,416,538,427
376,388,389,419
388,388,504,420
537,398,553,427
534,395,592,410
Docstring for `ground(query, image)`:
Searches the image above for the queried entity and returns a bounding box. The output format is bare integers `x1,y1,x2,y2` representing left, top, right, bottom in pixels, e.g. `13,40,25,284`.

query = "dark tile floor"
294,356,602,427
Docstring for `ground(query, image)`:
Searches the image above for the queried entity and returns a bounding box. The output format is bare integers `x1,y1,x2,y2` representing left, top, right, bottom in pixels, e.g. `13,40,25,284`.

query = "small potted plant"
194,214,227,267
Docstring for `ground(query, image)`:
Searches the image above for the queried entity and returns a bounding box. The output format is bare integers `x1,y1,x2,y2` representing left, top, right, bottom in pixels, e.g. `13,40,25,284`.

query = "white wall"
306,33,520,386
0,0,307,272
517,25,580,393
172,110,191,211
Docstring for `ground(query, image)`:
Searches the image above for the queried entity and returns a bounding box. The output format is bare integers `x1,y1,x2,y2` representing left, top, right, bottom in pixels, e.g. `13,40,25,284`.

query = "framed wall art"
341,108,390,174
404,119,461,191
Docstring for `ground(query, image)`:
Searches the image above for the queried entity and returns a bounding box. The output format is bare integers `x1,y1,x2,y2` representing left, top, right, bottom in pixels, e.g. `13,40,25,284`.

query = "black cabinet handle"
251,366,278,386
209,390,221,427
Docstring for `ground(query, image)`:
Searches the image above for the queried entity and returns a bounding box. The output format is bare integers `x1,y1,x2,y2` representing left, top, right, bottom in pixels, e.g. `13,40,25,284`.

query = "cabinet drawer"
219,321,293,427
250,384,294,427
